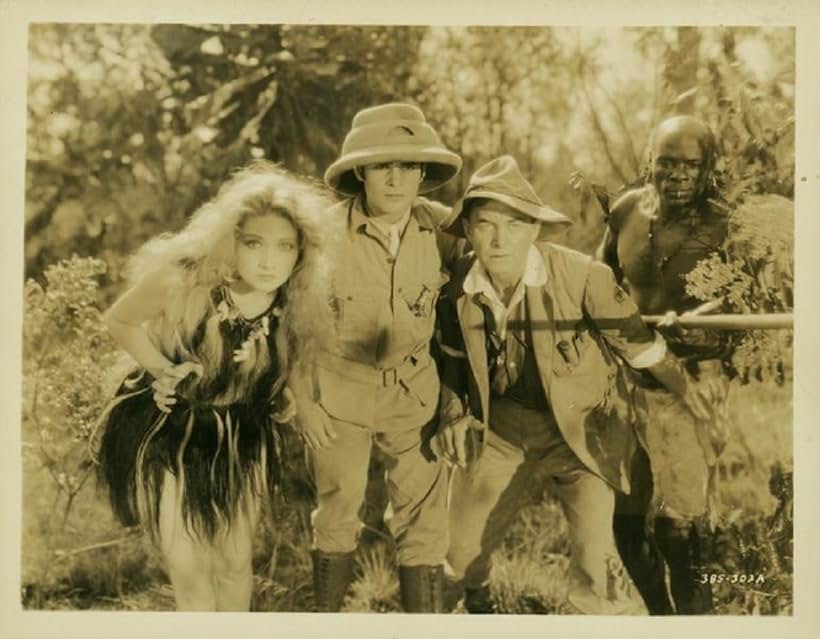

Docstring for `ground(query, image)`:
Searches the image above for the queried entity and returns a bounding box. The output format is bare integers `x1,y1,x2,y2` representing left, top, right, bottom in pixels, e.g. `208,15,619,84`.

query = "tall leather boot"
312,550,355,612
398,564,444,613
614,445,675,614
613,513,675,614
655,517,713,614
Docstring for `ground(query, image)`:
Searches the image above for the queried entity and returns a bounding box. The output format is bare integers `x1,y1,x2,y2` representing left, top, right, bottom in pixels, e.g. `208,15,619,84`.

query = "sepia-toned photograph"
4,1,817,636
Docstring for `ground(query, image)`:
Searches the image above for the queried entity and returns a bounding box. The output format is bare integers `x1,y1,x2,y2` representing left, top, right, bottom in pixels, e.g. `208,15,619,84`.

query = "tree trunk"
666,27,702,114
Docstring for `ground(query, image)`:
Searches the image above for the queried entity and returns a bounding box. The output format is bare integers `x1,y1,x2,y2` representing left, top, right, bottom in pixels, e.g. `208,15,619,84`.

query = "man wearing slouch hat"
291,103,462,612
434,155,717,614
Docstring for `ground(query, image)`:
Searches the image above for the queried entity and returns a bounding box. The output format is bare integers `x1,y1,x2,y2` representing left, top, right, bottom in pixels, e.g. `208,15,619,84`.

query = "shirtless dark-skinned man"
597,115,731,615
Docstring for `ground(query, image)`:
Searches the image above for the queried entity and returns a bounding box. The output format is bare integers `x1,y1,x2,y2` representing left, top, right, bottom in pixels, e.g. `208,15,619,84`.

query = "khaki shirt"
315,196,451,431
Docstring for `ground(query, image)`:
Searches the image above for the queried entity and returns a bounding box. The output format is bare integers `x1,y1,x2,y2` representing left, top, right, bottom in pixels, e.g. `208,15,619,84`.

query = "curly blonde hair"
126,160,335,401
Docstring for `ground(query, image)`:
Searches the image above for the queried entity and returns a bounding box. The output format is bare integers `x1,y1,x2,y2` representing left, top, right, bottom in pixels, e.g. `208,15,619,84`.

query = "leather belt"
320,345,431,388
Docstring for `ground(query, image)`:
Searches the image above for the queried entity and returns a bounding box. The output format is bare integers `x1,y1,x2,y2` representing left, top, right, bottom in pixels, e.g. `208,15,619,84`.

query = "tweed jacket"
438,242,667,491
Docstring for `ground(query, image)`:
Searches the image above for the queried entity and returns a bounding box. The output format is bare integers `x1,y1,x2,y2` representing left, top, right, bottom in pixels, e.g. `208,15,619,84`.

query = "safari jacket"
315,195,455,432
438,242,667,492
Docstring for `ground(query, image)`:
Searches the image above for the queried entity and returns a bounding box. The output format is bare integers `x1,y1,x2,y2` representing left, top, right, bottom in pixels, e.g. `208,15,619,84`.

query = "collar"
349,196,433,235
463,244,547,298
368,208,412,238
462,244,546,338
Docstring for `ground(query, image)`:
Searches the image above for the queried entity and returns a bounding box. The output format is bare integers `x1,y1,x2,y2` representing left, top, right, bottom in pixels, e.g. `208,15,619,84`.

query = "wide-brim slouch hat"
444,154,572,239
324,103,462,197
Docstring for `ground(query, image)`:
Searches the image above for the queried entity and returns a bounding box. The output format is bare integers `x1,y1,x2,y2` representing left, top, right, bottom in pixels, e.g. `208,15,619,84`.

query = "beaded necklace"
214,284,281,363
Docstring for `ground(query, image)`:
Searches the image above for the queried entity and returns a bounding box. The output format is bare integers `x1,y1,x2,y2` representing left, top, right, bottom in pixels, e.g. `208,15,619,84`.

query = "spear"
639,298,793,330
641,313,793,330
469,300,794,333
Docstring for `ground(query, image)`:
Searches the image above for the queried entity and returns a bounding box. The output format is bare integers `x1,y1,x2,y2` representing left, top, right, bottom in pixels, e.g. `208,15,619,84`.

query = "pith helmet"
324,103,462,197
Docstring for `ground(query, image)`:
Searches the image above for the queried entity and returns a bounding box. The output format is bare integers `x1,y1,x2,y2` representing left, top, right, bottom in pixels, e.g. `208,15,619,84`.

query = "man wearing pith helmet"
291,103,462,612
434,155,716,614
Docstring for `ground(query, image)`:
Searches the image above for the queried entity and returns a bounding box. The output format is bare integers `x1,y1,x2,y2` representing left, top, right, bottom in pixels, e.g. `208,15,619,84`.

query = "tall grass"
489,504,572,614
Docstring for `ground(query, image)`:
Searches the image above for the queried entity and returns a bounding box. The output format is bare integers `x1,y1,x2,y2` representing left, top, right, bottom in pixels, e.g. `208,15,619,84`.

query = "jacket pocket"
552,329,600,377
333,289,378,345
400,270,450,319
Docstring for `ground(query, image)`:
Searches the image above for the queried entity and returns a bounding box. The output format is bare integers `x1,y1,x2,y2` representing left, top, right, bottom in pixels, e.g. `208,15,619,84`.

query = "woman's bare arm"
104,270,175,377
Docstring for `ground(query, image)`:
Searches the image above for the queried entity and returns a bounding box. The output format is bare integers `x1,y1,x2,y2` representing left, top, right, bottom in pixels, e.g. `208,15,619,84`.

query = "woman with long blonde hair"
94,160,333,610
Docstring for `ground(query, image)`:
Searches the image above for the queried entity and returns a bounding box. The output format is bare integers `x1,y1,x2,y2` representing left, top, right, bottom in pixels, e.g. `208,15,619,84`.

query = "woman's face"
235,213,300,294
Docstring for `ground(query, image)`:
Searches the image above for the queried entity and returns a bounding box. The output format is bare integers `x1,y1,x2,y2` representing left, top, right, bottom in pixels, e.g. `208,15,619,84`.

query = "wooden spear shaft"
641,313,793,330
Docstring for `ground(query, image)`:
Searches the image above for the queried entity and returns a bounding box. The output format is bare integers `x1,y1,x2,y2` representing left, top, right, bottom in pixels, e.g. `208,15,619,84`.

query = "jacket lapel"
457,291,490,423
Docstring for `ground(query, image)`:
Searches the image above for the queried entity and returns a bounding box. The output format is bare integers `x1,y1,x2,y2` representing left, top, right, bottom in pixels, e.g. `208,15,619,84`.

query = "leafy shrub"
686,194,793,383
23,255,118,529
21,256,156,605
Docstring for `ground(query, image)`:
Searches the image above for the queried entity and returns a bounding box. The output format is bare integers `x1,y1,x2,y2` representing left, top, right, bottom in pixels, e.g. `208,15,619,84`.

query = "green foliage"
23,256,118,520
645,28,795,203
679,30,795,384
570,27,794,253
345,543,401,613
415,28,568,170
489,504,572,614
686,195,793,383
21,256,151,604
20,379,791,613
413,26,583,217
704,30,795,201
151,24,425,177
705,380,792,614
252,496,314,612
26,25,179,279
567,28,794,380
27,25,794,272
634,27,794,201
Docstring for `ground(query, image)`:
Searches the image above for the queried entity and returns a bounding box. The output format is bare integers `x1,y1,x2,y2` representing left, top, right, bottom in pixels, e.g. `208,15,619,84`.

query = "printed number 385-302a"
700,573,765,585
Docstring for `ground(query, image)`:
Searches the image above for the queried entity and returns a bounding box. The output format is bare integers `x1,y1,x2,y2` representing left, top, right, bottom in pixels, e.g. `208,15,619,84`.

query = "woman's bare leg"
212,489,261,611
157,471,217,610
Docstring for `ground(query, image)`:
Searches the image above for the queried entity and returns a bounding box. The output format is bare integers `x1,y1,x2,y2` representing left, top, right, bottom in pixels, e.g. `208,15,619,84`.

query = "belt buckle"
382,367,398,386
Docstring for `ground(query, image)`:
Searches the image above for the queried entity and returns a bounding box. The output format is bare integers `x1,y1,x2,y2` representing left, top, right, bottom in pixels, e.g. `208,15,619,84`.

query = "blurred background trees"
26,24,794,281
22,23,794,612
25,24,426,288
